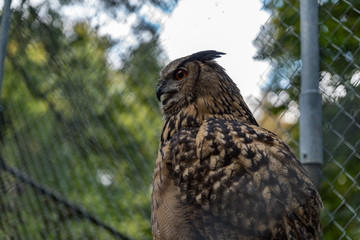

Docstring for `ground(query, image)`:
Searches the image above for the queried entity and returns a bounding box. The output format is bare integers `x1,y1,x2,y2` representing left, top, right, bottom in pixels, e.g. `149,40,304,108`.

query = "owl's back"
152,116,322,240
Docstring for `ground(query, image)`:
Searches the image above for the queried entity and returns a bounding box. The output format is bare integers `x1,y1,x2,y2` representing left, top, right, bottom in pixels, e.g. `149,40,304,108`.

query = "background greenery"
0,0,359,239
255,1,360,239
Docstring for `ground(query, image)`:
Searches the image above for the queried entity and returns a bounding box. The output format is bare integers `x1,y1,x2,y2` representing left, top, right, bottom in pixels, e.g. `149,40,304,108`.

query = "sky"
160,0,270,100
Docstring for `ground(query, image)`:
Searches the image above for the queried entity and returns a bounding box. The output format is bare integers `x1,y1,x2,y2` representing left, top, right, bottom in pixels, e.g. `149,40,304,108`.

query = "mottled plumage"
152,50,322,240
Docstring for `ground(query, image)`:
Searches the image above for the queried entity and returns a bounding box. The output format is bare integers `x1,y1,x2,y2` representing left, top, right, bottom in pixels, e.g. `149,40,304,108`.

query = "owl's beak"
156,83,165,102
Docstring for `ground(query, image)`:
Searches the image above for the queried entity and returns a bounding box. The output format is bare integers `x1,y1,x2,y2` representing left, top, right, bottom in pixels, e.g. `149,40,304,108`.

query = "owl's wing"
170,117,322,239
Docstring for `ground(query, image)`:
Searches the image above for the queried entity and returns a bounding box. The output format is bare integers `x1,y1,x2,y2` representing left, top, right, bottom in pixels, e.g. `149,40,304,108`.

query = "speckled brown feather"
152,50,322,240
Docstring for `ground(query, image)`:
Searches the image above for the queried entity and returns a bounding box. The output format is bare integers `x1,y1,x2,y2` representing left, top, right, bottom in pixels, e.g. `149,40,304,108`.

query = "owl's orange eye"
175,69,187,80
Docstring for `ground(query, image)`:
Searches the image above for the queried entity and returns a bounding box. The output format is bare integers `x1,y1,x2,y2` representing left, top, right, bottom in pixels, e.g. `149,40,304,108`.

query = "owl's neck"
160,99,258,142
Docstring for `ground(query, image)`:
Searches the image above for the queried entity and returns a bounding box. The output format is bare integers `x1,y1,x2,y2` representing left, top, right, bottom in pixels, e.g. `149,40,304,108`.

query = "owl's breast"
151,146,201,240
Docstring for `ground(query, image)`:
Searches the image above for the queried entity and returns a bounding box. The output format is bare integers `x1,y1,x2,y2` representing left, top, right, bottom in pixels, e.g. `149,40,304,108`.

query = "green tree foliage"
254,0,360,106
321,84,360,239
254,0,360,238
0,3,165,239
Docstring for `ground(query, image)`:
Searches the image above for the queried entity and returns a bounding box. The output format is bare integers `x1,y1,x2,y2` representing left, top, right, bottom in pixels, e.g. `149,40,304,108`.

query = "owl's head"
156,50,257,125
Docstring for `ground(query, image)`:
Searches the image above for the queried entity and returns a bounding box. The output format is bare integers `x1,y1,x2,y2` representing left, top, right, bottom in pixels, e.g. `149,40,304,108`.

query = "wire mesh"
0,0,359,239
318,1,360,238
252,0,360,239
0,1,171,239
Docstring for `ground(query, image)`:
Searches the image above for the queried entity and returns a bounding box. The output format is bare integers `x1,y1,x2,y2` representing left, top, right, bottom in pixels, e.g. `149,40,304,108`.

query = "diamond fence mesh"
252,0,360,239
0,0,359,239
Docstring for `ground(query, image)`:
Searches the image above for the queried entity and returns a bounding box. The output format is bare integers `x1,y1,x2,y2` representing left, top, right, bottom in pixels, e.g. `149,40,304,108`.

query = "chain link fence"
252,0,360,239
0,0,359,239
0,1,168,239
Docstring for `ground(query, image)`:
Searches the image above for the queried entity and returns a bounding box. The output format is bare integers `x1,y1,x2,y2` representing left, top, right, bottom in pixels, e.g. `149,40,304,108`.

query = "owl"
151,50,322,240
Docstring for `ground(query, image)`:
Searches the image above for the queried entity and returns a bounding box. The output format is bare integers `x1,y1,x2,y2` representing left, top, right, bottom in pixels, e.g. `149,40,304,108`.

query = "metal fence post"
0,0,12,110
300,0,323,189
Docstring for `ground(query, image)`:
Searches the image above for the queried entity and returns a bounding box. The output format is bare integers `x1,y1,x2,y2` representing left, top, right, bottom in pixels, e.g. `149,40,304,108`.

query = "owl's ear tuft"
185,50,225,63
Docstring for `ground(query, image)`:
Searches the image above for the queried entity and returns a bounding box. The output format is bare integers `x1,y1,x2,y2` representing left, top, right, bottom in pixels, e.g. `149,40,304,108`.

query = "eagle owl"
151,50,322,240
